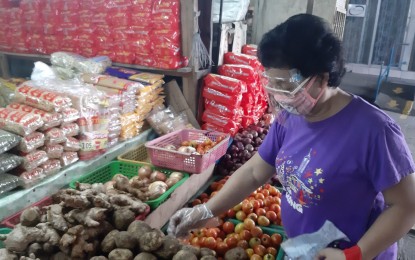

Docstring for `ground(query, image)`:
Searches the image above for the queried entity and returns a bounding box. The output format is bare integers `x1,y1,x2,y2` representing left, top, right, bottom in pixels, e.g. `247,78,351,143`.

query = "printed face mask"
263,70,324,115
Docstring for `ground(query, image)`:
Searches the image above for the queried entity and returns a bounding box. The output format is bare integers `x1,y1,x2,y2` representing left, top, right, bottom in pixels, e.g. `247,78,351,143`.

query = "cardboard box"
144,164,215,229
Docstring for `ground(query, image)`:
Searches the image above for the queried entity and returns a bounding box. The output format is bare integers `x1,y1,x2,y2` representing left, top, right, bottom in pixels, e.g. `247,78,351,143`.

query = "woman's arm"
206,152,276,216
357,173,415,259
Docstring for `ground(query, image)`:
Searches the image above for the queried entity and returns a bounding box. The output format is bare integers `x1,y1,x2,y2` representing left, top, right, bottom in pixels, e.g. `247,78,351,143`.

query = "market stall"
0,0,287,259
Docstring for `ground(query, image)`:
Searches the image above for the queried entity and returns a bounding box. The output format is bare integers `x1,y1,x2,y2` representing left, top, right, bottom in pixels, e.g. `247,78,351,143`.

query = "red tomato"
199,192,209,200
258,216,271,227
266,211,278,222
269,204,281,214
206,228,218,238
256,208,267,216
192,199,202,206
222,221,235,234
268,186,280,196
236,211,247,221
255,193,265,200
260,234,272,248
266,247,278,256
247,212,258,222
243,218,256,231
264,183,271,189
226,209,236,218
253,244,267,257
250,226,263,237
225,236,238,249
216,242,229,256
237,239,249,249
242,201,254,214
204,237,217,250
252,200,261,210
250,254,262,260
239,229,252,241
261,189,270,197
271,233,283,247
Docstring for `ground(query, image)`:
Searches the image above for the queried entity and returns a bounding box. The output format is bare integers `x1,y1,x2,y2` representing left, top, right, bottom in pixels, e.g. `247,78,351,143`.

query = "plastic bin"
228,218,286,260
69,161,189,210
118,143,151,164
1,196,53,228
0,228,12,249
145,129,230,174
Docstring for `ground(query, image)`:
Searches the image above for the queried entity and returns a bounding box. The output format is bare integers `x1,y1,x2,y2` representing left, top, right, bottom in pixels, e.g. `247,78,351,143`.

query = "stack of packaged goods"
0,0,187,69
0,129,22,195
0,83,81,188
201,74,247,136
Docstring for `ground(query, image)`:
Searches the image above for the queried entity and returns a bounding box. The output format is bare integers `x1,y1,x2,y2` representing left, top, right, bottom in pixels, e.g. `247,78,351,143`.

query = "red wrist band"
343,245,362,260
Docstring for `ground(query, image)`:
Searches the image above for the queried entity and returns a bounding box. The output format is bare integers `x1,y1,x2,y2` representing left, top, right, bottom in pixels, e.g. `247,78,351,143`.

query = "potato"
90,256,108,260
127,221,152,241
101,230,120,253
133,252,157,260
115,231,137,250
200,248,217,257
108,249,133,260
181,245,200,257
138,230,163,252
153,235,181,259
113,208,135,230
172,250,197,260
224,247,249,260
200,256,217,260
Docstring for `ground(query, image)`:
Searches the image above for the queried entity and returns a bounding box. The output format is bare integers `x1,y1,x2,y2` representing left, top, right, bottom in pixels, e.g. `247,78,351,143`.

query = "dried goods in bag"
60,123,80,137
63,137,80,152
202,87,243,107
0,153,23,174
17,132,45,154
44,128,66,145
7,102,63,130
0,173,21,195
14,84,70,113
40,159,61,176
0,129,21,154
21,150,48,172
0,107,44,136
18,167,45,188
203,74,248,94
61,107,80,124
61,151,79,166
42,144,64,159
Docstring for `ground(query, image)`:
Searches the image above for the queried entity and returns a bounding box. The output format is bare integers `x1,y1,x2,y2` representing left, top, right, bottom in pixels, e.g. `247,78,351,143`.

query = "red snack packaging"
202,110,240,130
202,86,243,108
242,44,258,56
61,108,80,124
152,0,180,15
15,85,70,113
17,132,45,153
218,64,259,83
61,151,79,166
63,137,80,152
204,99,243,120
202,122,239,136
0,108,43,136
18,167,45,188
60,123,80,137
7,103,63,131
224,52,264,72
203,74,247,94
40,159,61,176
21,150,48,171
44,128,66,145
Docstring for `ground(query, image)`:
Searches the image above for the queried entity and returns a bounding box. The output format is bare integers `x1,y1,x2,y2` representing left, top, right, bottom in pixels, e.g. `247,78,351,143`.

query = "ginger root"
4,224,44,253
46,204,69,232
110,194,147,215
65,208,108,227
112,208,135,231
20,207,41,227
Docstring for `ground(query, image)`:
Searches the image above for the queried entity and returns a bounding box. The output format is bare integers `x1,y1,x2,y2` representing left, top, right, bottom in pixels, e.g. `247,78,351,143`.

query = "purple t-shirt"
259,95,415,259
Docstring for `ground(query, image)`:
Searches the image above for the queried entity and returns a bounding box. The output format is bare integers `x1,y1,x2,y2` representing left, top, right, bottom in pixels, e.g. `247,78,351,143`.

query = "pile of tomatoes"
184,219,283,259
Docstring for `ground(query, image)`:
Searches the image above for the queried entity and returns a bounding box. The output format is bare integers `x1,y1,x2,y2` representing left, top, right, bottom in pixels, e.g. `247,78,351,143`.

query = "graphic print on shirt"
275,148,325,213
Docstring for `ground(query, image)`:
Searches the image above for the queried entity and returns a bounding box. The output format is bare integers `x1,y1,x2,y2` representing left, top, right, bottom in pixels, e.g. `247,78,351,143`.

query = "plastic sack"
42,144,64,159
50,52,112,74
203,73,248,94
17,132,45,154
44,128,66,145
242,44,258,56
105,67,164,84
204,99,243,120
18,167,45,188
223,52,264,72
82,74,143,92
212,0,250,23
0,153,23,174
14,84,70,113
7,103,63,130
0,173,21,195
60,107,80,124
63,137,80,152
40,159,62,176
202,86,243,107
61,151,79,166
202,122,239,136
0,107,44,136
60,123,80,137
0,129,21,154
21,150,48,171
202,110,240,130
218,64,259,83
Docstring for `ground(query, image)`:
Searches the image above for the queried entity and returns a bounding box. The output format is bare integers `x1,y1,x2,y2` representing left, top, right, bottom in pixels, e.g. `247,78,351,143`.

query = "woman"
168,14,415,259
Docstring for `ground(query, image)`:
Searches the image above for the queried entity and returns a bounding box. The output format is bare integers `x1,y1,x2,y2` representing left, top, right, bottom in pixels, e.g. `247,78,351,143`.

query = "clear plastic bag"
21,150,48,171
44,128,66,145
61,151,79,166
18,167,45,188
63,137,80,152
0,108,44,136
61,107,80,124
51,52,111,74
0,153,23,174
40,159,62,176
17,132,45,154
0,173,21,195
42,144,64,159
7,103,63,130
60,123,80,137
0,129,21,154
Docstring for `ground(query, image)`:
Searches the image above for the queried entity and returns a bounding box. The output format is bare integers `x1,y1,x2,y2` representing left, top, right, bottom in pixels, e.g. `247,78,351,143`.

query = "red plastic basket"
145,129,230,174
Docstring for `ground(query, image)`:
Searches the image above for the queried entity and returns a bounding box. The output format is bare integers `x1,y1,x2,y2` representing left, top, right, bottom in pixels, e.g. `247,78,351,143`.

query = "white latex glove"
167,204,216,238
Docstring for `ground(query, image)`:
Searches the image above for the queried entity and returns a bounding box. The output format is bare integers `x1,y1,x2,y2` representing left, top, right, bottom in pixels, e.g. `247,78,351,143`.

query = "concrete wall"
251,0,340,44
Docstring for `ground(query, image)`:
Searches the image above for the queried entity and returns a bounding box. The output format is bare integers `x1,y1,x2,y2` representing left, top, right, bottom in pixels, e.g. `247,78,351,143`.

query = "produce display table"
0,129,151,221
145,164,216,229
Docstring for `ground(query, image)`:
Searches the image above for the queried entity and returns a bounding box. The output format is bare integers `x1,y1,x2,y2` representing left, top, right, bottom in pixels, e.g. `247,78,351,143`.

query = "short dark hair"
258,14,345,87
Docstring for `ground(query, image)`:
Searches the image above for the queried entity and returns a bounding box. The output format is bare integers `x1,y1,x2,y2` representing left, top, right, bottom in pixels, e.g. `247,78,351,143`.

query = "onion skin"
169,172,184,180
150,170,167,182
138,165,152,179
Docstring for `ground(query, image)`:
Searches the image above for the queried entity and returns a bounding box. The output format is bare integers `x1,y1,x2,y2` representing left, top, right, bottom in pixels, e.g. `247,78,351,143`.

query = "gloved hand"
167,204,216,238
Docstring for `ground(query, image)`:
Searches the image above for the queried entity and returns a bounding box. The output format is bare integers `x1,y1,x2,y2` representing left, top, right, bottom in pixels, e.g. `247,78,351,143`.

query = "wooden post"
0,54,10,78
